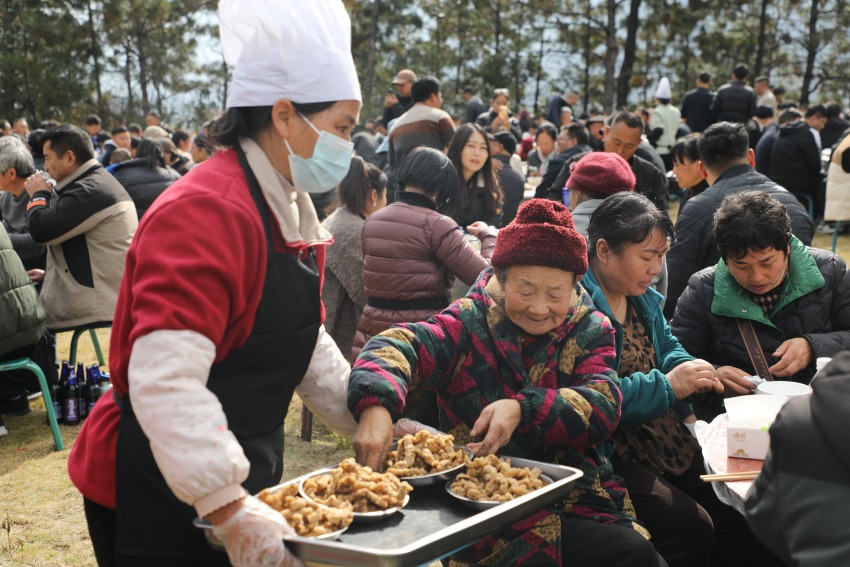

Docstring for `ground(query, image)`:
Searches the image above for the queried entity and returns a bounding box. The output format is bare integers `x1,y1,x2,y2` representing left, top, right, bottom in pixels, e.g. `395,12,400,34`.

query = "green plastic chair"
0,357,64,450
57,322,111,367
793,193,815,220
833,221,843,252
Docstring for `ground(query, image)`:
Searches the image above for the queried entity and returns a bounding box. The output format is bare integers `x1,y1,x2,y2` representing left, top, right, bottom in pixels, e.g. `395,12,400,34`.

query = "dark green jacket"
0,223,45,356
672,236,850,387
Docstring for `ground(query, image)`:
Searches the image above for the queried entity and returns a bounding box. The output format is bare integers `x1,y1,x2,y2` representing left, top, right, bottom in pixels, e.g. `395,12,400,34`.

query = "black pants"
612,453,785,567
561,517,667,567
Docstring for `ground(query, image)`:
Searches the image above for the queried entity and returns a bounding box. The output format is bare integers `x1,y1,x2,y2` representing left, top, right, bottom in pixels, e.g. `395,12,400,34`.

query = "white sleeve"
296,326,359,438
128,330,249,519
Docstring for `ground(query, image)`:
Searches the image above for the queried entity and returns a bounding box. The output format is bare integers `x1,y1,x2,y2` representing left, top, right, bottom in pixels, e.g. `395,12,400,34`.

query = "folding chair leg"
833,221,841,253
69,328,85,367
25,359,64,451
90,329,106,366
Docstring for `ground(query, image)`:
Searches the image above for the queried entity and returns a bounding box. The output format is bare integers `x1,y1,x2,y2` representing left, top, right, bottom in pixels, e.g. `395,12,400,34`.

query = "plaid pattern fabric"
748,285,783,317
349,269,649,563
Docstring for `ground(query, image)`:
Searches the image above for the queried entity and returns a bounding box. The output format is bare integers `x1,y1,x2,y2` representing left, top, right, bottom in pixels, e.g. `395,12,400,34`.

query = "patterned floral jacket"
349,269,648,563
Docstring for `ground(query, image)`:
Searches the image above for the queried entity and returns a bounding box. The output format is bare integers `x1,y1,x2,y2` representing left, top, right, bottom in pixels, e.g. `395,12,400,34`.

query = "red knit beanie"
492,199,588,275
569,152,635,198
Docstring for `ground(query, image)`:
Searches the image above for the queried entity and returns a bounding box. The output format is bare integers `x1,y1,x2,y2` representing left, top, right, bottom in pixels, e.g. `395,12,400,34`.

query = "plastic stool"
0,357,63,450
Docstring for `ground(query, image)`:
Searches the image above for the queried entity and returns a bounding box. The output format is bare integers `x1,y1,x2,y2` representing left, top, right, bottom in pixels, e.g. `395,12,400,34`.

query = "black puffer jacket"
664,164,813,319
770,121,823,195
671,240,850,416
709,80,757,124
745,352,850,566
112,159,181,219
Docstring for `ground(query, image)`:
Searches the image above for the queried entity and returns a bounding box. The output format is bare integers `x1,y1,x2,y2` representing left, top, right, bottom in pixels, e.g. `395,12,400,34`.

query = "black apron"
114,146,321,564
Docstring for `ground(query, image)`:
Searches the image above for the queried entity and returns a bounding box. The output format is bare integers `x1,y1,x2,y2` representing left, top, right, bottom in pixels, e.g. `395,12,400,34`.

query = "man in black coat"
710,64,757,124
820,103,850,150
544,111,668,213
664,122,813,320
770,105,828,219
745,352,850,566
680,72,714,133
671,191,849,420
382,69,416,128
487,131,525,227
534,123,592,200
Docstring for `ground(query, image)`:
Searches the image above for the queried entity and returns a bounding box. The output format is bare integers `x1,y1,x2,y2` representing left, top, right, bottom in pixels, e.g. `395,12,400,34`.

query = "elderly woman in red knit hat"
348,199,665,566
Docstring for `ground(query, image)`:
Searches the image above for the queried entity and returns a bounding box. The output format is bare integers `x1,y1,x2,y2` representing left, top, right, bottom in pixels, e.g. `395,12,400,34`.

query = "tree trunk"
364,0,381,107
533,16,547,117
137,28,150,113
616,0,640,109
455,0,465,94
602,0,618,113
753,0,770,77
583,17,591,115
87,0,103,112
800,0,820,105
124,45,134,116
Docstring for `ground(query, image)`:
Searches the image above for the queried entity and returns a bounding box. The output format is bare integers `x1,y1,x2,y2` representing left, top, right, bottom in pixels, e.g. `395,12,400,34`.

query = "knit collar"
396,190,437,210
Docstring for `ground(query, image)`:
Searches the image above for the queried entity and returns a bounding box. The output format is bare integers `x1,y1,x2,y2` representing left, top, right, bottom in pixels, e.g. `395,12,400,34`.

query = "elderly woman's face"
597,229,668,297
726,246,789,295
500,266,576,335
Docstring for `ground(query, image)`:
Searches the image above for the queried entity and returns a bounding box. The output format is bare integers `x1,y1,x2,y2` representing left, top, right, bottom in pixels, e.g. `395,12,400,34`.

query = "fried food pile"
449,455,545,502
301,458,413,513
386,430,469,477
258,483,353,537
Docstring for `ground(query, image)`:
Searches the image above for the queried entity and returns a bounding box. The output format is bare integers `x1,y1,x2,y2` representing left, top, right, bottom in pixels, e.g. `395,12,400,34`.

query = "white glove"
392,418,440,438
211,496,304,567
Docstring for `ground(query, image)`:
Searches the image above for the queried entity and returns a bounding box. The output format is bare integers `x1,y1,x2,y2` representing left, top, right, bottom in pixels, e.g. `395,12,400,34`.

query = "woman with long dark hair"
111,138,180,219
444,123,503,228
322,156,387,360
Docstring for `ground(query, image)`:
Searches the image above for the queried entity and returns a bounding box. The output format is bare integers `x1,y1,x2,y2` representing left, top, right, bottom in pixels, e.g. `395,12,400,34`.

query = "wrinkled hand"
717,366,757,397
27,269,44,283
385,93,399,107
665,359,723,399
465,221,489,236
211,496,303,567
467,399,521,457
769,338,812,377
23,174,50,197
491,159,504,173
352,405,393,471
392,418,439,438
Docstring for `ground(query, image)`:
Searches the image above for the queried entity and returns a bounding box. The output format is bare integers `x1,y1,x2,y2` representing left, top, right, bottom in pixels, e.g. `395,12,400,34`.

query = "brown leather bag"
736,319,775,381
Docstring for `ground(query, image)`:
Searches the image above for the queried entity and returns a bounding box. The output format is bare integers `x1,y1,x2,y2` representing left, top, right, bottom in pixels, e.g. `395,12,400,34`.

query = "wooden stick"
700,472,760,482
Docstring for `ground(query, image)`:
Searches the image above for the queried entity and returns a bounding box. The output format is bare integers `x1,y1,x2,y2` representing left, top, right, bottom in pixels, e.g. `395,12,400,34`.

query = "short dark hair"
128,123,143,135
536,122,558,143
111,126,128,136
587,192,674,261
172,130,190,147
698,72,711,84
773,87,786,96
212,101,336,148
411,76,442,103
463,86,477,95
27,129,46,159
713,191,791,261
608,111,644,131
779,108,803,124
85,114,101,126
397,146,459,208
805,104,828,119
732,64,749,80
755,106,774,119
338,155,387,214
826,103,843,119
697,122,749,171
564,122,589,146
42,125,95,164
671,132,701,165
755,76,769,85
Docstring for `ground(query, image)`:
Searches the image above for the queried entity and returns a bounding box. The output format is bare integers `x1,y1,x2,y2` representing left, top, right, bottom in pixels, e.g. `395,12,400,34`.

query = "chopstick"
700,472,760,482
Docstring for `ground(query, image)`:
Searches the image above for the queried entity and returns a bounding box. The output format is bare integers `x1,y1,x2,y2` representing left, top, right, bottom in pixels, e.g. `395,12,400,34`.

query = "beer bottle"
78,368,88,420
93,364,112,396
85,365,98,414
49,361,69,425
63,369,79,425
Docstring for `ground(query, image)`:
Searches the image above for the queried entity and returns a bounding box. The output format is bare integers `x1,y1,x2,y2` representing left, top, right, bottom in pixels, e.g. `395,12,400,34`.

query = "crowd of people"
1,1,849,565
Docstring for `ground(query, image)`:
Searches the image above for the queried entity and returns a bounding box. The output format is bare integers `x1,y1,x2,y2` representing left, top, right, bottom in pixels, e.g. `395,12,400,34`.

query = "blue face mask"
284,113,354,194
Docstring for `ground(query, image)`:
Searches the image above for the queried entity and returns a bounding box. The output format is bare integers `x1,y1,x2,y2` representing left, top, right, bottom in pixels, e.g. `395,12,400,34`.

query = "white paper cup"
756,381,812,398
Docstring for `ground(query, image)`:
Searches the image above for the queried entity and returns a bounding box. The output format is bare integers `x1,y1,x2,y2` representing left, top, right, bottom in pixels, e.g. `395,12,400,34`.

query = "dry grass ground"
1,202,846,566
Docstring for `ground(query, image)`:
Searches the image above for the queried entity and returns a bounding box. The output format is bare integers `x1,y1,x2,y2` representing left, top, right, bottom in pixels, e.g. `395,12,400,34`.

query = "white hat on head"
655,77,672,100
219,0,362,108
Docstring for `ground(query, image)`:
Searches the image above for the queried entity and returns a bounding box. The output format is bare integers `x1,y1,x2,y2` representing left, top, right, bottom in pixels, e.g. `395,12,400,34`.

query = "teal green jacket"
582,268,689,427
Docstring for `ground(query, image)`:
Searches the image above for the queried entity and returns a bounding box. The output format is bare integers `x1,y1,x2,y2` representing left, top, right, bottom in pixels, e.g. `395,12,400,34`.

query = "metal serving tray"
282,456,583,567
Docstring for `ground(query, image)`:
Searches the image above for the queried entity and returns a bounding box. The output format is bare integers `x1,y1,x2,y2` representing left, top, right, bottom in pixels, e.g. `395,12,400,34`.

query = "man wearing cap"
649,77,681,172
586,114,606,146
383,68,417,128
387,75,455,176
488,130,525,226
68,1,362,565
351,199,665,567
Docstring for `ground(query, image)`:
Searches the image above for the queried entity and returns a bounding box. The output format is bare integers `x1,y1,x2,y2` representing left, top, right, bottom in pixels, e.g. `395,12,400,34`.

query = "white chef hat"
219,0,362,109
655,77,672,100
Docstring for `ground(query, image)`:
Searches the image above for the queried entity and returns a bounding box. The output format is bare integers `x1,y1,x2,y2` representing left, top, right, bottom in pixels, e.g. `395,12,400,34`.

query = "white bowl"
756,381,812,398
